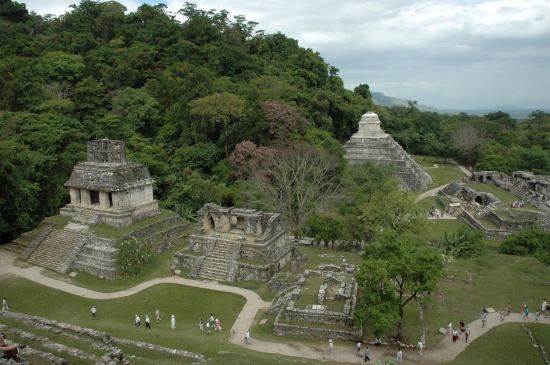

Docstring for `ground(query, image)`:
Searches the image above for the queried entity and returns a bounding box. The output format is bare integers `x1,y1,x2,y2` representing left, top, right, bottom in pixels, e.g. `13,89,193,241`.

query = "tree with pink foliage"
261,101,309,143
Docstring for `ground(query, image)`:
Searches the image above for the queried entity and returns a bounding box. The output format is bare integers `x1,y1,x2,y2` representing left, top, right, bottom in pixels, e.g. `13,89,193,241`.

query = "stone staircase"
72,210,99,225
494,178,550,212
27,229,82,272
198,241,233,281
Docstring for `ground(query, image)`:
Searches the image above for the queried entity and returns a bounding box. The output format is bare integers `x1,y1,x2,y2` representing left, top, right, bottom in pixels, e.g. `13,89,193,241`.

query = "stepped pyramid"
344,112,433,191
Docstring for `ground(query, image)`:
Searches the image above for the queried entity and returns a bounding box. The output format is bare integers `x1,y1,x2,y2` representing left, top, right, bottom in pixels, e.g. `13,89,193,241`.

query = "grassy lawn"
298,245,363,270
399,253,550,348
412,155,468,191
89,209,181,239
418,218,469,243
464,183,543,213
448,323,545,365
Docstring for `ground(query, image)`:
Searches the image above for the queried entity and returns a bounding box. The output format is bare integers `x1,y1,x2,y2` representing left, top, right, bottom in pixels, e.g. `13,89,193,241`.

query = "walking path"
2,249,548,364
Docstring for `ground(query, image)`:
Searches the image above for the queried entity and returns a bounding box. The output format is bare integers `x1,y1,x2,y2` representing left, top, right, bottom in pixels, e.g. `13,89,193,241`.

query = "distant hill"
371,92,438,112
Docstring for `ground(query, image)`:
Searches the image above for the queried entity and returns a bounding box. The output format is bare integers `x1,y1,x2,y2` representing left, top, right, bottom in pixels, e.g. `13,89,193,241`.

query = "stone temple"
60,139,160,227
344,112,433,191
174,203,305,282
16,139,192,279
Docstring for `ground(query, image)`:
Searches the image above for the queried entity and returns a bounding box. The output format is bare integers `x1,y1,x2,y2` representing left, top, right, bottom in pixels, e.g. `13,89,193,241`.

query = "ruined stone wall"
235,262,273,282
273,310,362,341
487,212,534,231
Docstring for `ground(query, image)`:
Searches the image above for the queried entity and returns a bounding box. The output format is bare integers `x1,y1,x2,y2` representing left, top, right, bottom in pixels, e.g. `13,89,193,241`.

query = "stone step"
27,229,81,272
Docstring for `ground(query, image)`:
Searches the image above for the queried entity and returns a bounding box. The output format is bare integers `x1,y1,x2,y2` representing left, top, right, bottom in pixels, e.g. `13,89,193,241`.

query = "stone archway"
486,176,492,182
478,176,484,182
475,196,483,205
209,216,215,230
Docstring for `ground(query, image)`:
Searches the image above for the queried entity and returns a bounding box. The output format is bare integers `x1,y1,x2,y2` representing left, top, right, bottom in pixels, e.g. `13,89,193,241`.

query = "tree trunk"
397,306,404,340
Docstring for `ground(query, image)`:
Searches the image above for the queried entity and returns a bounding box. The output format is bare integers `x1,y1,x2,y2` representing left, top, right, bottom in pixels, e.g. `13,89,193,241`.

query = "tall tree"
355,232,444,339
239,143,341,238
450,124,487,166
188,92,245,157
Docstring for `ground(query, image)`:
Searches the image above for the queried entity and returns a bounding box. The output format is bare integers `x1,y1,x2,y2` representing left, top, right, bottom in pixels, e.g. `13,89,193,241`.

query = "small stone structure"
268,263,363,341
344,112,433,191
60,139,160,228
174,203,305,282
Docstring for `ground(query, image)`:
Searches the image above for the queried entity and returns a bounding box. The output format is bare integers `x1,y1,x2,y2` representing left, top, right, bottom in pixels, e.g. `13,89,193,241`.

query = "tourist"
215,318,221,331
328,339,333,355
417,341,423,356
465,326,471,343
171,315,176,330
245,329,251,344
500,308,505,322
459,321,465,339
134,314,141,327
356,341,361,357
521,302,526,314
374,337,382,346
2,298,8,311
481,314,487,329
452,329,458,343
145,315,151,329
91,306,98,320
524,307,529,320
209,314,215,328
447,321,452,336
535,310,540,323
542,299,548,318
364,346,370,362
198,318,203,331
169,264,176,276
506,303,512,316
0,332,22,363
396,348,403,363
155,308,161,322
482,307,488,316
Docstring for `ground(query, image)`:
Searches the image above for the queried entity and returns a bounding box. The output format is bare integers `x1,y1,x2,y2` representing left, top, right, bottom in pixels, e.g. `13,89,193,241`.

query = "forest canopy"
0,0,548,242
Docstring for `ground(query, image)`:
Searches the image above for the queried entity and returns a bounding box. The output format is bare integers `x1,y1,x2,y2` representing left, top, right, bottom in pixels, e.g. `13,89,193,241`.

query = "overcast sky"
22,0,550,110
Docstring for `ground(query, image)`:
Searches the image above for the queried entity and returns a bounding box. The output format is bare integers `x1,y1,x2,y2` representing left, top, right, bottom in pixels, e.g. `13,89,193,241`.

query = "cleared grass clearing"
447,323,544,365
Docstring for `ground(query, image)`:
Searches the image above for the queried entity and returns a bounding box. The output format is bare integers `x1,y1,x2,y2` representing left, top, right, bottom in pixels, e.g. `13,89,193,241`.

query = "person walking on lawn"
145,315,151,329
134,314,141,327
91,306,98,320
171,315,176,330
155,308,161,322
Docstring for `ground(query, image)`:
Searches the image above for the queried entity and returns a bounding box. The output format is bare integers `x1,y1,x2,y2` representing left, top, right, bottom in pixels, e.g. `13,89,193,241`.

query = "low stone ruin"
267,263,363,341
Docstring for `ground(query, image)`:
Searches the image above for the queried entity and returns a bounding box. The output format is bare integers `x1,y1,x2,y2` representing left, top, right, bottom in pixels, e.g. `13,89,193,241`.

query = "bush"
499,226,550,265
118,237,155,277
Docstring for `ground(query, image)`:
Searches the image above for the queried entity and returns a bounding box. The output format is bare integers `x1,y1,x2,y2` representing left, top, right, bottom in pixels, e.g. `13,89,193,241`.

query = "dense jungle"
1,0,549,243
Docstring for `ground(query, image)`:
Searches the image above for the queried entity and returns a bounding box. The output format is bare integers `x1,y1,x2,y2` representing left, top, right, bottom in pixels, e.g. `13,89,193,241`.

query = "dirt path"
2,249,548,364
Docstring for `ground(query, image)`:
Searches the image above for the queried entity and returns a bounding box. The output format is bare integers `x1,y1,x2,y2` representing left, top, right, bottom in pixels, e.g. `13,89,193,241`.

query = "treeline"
0,0,549,243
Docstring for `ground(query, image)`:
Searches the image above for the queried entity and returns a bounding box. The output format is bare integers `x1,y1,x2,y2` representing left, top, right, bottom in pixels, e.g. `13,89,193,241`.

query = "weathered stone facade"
344,112,433,191
60,139,161,229
175,203,303,282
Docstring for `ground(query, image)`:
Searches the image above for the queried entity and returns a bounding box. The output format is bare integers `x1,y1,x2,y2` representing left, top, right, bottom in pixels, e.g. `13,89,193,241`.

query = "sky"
21,0,550,110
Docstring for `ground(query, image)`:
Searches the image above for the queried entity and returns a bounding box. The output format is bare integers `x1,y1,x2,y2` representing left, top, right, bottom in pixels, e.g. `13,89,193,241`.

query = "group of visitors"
352,339,410,363
511,200,524,209
447,321,471,343
198,314,222,335
427,210,444,218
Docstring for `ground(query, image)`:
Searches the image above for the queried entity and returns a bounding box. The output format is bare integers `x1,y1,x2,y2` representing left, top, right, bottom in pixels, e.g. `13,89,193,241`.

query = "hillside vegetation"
0,0,549,244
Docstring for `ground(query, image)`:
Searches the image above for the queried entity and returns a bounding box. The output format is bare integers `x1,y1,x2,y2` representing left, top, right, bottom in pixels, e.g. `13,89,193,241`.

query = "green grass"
448,323,545,365
400,253,550,347
412,155,468,191
524,323,550,355
0,277,245,357
219,279,277,302
418,218,469,243
299,245,363,270
237,258,267,266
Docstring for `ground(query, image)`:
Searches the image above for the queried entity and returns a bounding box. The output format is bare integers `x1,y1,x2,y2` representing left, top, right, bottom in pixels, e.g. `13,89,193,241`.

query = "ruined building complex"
15,139,191,279
174,203,305,282
344,112,433,191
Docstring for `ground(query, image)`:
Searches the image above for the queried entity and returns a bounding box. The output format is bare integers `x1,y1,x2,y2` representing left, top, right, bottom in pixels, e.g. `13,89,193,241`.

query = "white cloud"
20,0,550,109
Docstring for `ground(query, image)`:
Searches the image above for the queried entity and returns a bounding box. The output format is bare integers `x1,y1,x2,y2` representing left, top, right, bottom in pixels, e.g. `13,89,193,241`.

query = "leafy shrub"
118,237,155,277
499,226,550,265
